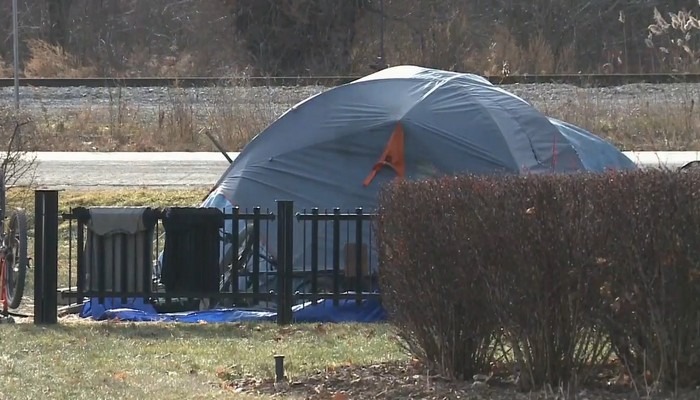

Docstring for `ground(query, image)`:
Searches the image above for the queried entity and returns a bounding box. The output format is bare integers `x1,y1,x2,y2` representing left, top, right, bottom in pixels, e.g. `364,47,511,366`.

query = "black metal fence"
33,190,380,325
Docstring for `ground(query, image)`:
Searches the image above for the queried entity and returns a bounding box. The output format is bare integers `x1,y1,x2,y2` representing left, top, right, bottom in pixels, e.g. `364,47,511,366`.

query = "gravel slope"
2,82,699,116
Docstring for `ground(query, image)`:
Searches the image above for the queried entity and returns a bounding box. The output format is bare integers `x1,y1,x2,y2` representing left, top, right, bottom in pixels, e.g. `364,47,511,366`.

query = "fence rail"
34,190,379,325
3,73,700,88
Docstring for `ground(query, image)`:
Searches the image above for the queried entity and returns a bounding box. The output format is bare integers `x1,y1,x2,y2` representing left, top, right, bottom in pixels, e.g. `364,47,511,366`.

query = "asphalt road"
21,152,236,189
12,151,700,189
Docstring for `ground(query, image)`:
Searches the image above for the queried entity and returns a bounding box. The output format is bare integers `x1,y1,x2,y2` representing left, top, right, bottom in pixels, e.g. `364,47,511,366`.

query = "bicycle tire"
0,168,6,229
5,209,28,309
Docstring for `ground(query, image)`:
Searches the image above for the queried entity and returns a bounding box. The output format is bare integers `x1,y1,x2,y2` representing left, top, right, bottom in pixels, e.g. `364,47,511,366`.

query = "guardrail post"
34,190,59,324
276,200,294,325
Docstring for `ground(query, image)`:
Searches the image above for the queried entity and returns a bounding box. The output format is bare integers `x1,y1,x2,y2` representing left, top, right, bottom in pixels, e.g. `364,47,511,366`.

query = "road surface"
12,151,700,189
22,152,235,189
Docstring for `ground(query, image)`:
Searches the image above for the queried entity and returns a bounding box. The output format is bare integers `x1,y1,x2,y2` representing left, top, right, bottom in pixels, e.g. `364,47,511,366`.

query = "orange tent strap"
363,123,406,187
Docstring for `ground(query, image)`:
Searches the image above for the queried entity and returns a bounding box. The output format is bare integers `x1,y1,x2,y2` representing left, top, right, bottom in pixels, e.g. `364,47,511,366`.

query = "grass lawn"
0,322,407,400
6,187,210,214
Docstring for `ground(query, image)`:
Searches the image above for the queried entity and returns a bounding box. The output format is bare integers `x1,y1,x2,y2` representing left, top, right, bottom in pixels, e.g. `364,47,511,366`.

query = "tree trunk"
46,0,72,48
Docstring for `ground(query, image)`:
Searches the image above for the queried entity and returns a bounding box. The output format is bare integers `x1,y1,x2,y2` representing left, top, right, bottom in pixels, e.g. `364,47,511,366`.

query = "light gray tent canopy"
202,65,636,280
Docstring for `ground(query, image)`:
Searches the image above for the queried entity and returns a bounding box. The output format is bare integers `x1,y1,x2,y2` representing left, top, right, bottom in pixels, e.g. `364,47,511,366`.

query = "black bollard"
274,355,286,383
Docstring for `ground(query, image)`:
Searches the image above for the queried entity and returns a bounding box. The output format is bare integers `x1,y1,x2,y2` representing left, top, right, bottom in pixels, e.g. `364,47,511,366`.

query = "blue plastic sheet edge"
79,295,387,324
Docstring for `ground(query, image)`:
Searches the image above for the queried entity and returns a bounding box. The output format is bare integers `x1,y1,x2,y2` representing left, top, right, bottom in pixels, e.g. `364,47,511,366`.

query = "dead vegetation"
1,3,698,152
0,107,37,186
26,84,292,152
376,170,700,396
537,88,700,151
15,84,699,152
0,1,699,77
0,55,11,78
646,7,700,72
22,39,97,78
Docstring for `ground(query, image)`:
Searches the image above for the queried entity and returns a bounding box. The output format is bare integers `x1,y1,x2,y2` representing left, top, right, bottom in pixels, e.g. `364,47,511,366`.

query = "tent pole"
201,128,234,164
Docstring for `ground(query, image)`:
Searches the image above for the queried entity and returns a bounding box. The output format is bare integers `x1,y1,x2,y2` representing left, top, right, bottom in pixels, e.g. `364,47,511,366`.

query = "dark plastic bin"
160,207,224,294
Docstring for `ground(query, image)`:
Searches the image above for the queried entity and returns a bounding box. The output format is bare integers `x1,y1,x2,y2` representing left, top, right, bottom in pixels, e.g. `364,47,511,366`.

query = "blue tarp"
79,295,386,323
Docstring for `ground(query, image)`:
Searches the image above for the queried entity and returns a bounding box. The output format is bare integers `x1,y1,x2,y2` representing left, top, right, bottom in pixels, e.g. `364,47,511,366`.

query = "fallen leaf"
113,371,128,382
331,392,349,400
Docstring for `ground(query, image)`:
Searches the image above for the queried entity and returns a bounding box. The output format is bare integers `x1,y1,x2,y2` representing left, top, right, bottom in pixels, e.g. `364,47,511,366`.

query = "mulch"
219,359,700,399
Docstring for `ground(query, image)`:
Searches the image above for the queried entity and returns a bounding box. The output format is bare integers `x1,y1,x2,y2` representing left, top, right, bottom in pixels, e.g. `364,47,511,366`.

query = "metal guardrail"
3,73,700,88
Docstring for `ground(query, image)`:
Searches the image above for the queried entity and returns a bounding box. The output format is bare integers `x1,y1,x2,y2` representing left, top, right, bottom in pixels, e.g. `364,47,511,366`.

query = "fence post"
34,190,59,325
276,200,294,325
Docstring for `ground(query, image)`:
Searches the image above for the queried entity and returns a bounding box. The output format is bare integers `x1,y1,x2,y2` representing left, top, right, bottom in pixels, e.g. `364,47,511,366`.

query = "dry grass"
6,187,208,214
17,84,700,152
0,55,12,78
27,84,290,152
0,322,406,400
536,88,700,151
23,39,97,78
646,8,700,73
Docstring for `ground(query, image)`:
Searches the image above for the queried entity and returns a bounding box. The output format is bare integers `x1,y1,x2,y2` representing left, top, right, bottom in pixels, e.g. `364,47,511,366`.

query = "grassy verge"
537,88,700,151
6,187,209,214
6,83,700,153
0,322,406,400
23,85,300,152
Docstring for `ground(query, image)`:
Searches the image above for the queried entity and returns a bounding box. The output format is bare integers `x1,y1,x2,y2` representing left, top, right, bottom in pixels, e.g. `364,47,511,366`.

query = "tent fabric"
202,65,636,280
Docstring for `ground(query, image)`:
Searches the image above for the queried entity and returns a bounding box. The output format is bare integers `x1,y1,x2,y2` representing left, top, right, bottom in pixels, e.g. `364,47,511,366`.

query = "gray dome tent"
202,65,635,286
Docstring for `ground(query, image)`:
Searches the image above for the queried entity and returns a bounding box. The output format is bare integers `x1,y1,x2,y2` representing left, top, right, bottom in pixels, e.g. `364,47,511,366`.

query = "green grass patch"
0,322,405,399
6,187,210,214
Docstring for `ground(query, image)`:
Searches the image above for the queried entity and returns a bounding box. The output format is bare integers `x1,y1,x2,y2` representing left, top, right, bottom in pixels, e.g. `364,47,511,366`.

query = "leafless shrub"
595,169,700,391
0,107,37,187
377,170,700,392
376,177,501,381
377,174,613,389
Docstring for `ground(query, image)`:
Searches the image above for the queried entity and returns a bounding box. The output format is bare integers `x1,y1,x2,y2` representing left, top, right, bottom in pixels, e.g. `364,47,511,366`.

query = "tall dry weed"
646,7,700,72
23,39,96,78
536,89,700,151
28,78,301,152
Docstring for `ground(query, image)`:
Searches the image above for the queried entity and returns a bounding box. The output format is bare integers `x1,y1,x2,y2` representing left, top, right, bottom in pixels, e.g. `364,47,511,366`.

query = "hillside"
0,0,698,78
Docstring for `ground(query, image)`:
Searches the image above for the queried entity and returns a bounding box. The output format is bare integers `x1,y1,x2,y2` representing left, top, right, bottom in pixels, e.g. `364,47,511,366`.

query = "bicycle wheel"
0,168,6,230
5,209,28,309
